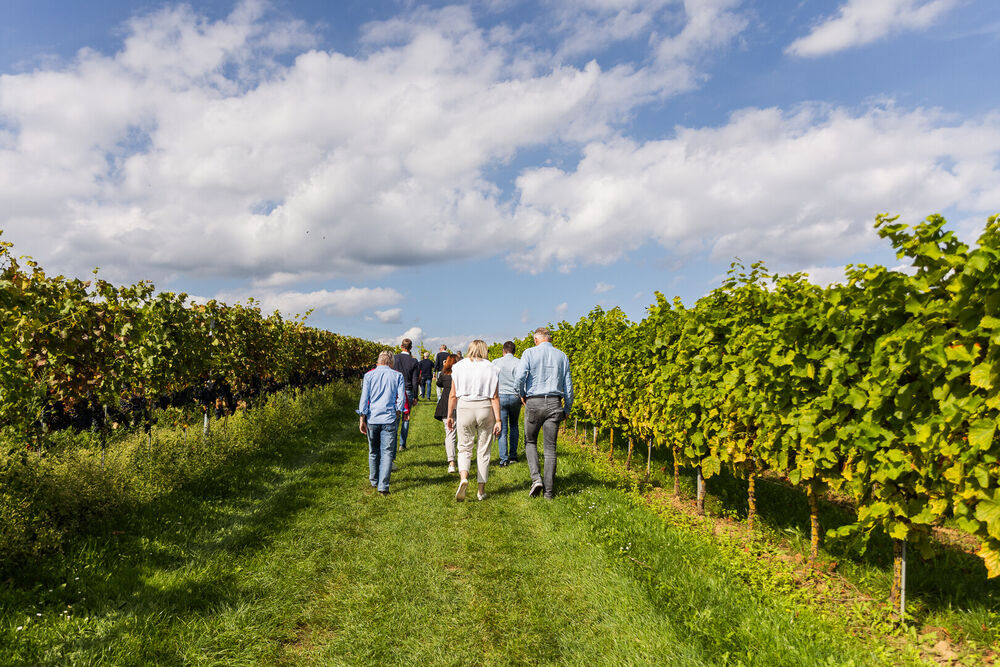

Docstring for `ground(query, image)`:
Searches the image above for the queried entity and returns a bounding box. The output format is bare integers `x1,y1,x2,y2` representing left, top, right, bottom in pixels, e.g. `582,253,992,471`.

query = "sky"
1,0,999,351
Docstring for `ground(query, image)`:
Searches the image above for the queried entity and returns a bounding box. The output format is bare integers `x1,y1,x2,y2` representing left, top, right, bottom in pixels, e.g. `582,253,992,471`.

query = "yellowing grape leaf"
968,420,996,451
977,541,1000,579
975,497,1000,540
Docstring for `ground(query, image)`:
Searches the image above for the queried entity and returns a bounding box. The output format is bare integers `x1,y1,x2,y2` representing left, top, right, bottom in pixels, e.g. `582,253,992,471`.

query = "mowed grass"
2,389,921,665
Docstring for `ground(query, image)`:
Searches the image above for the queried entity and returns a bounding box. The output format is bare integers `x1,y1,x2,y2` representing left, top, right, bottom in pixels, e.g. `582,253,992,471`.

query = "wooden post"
100,404,108,472
625,437,634,471
747,465,757,531
807,482,820,566
593,426,598,449
645,438,652,483
672,446,681,497
609,428,614,461
696,465,705,515
890,539,908,621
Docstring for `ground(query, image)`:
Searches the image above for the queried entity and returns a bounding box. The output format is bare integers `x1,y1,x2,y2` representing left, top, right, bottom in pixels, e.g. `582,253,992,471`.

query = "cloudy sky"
2,0,998,349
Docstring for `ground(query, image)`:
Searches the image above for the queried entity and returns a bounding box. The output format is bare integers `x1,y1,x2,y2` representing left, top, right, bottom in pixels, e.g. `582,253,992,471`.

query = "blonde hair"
466,339,488,360
377,350,394,367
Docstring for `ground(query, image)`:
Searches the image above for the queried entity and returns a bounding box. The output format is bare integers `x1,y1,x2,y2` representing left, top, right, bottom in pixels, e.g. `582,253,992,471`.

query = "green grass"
2,391,934,665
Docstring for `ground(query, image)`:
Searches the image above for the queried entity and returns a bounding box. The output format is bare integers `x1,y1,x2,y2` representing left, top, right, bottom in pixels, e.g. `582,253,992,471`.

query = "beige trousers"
444,422,457,461
456,398,495,484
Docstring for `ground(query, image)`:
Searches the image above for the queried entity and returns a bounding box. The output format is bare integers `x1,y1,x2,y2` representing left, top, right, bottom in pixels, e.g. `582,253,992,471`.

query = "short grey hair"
533,327,552,341
377,350,394,367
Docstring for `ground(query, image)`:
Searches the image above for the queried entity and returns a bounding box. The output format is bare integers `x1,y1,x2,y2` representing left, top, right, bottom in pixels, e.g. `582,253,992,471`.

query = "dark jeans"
420,379,432,399
524,397,564,498
498,394,521,463
398,391,414,449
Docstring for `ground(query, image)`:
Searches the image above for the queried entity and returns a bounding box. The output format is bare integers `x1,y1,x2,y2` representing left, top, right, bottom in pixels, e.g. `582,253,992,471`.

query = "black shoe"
400,444,408,450
379,490,390,496
529,481,543,497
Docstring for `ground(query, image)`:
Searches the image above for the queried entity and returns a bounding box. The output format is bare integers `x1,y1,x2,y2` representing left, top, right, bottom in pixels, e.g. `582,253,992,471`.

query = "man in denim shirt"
358,351,408,495
514,327,573,499
491,341,521,466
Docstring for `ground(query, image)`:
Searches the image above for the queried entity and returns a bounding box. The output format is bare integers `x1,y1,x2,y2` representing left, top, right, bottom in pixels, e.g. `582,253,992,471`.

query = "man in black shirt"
393,339,420,450
418,352,435,399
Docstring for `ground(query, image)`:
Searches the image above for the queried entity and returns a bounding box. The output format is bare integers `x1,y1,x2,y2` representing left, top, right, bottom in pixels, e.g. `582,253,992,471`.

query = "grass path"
3,390,923,665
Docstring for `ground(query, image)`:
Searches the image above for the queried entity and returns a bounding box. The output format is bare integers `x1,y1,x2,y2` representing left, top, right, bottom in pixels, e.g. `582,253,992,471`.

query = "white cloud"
374,307,402,324
799,265,849,287
0,1,754,288
594,281,614,293
508,103,1000,272
555,301,568,314
632,291,642,300
1,0,995,303
213,286,402,318
521,308,531,323
787,0,957,57
0,1,725,287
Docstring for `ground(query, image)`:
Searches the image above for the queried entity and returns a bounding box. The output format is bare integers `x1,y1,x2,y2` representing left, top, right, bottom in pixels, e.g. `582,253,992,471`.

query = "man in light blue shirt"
492,341,521,466
358,351,408,495
514,327,573,499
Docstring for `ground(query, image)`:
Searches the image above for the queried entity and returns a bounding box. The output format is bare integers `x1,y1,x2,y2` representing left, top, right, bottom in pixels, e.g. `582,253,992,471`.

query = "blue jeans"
367,421,396,492
421,379,432,399
498,394,521,463
398,391,413,448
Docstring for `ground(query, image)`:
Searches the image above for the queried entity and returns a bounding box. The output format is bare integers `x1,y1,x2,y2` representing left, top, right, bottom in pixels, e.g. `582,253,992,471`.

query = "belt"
527,394,563,399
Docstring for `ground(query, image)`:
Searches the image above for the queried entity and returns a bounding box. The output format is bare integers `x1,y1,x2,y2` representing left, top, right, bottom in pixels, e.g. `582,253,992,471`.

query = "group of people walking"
356,328,573,502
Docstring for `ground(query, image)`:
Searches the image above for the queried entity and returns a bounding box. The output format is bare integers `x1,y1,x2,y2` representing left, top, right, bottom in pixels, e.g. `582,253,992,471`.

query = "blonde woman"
446,340,502,501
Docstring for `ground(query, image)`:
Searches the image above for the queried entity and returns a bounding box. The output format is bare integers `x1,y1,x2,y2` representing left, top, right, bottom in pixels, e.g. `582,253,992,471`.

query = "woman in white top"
446,339,502,501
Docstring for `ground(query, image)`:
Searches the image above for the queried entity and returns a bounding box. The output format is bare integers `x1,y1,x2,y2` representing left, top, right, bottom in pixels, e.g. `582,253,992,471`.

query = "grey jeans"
523,397,564,497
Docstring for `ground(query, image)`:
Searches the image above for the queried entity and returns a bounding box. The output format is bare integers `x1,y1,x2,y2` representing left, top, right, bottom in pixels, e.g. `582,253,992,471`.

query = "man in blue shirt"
514,327,573,499
492,341,521,466
358,351,408,495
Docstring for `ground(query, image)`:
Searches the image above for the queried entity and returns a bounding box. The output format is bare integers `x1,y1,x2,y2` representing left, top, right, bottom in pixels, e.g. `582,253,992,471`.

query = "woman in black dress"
435,354,458,472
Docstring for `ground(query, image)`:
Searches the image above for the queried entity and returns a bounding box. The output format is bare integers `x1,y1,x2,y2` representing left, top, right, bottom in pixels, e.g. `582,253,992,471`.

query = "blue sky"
1,0,998,350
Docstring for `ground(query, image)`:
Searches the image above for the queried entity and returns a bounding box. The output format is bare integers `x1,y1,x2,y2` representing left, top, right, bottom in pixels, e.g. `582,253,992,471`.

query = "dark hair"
442,354,459,374
502,341,516,354
401,338,412,351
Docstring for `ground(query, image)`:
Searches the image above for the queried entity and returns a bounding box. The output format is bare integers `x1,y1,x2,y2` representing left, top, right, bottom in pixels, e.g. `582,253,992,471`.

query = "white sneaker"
477,491,487,501
448,462,457,473
456,479,468,502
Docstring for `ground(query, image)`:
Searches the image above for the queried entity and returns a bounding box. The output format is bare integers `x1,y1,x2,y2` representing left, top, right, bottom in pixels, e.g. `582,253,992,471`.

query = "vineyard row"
549,214,1000,610
0,231,381,447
